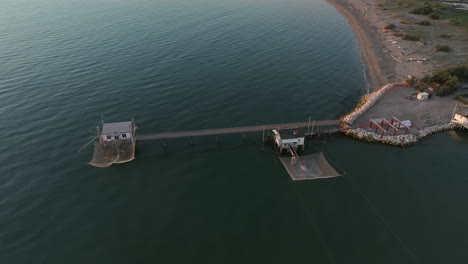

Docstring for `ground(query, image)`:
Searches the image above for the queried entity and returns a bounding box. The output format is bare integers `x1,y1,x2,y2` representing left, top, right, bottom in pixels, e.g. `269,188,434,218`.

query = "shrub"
417,65,468,96
434,45,451,52
455,94,468,105
432,65,468,82
451,19,463,26
418,20,431,26
401,34,420,41
446,65,468,80
431,70,452,83
384,24,396,30
429,12,440,19
410,5,434,15
437,86,454,96
421,74,431,83
436,76,459,96
440,34,451,38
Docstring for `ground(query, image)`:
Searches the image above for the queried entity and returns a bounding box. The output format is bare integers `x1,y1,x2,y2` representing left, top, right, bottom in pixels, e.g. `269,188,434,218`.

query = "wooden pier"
137,120,348,141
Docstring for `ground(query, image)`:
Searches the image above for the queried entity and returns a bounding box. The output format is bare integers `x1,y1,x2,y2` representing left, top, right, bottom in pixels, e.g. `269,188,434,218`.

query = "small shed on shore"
417,92,429,100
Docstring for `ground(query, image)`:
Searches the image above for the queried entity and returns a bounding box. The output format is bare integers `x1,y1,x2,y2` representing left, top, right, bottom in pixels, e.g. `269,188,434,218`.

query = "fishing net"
88,141,135,168
279,152,341,180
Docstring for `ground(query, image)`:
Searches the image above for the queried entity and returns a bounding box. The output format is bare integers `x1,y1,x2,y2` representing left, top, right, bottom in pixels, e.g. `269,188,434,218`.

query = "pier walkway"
137,120,347,141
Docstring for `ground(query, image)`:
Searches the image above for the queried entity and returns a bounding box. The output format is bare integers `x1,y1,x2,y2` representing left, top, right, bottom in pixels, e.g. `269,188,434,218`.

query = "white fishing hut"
89,120,137,168
272,129,305,154
100,121,134,142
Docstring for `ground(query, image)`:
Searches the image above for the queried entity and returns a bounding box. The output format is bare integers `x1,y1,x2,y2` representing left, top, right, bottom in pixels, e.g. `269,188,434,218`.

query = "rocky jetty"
341,83,395,124
344,123,457,146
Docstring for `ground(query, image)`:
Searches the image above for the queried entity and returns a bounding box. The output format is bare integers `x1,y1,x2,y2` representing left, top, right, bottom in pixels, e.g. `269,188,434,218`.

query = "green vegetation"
417,20,431,26
384,23,396,30
440,34,451,38
403,34,420,41
437,4,468,27
394,33,420,41
434,44,451,52
415,65,468,96
455,94,468,105
410,3,434,15
449,18,465,26
437,76,459,96
382,0,468,27
429,12,440,19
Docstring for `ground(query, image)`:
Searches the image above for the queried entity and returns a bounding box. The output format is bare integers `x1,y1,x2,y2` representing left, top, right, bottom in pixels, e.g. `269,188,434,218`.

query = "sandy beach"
326,0,393,90
327,0,467,92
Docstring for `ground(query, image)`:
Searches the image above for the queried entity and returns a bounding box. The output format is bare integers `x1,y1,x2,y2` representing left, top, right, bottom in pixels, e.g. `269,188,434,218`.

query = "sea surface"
1,0,467,263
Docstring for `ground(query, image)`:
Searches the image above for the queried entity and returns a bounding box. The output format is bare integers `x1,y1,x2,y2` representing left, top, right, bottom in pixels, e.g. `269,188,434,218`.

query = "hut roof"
102,121,132,135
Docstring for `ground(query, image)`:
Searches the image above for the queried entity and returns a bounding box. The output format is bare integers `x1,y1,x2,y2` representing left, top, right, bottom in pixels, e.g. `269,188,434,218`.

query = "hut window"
122,134,127,138
107,135,112,139
115,136,119,140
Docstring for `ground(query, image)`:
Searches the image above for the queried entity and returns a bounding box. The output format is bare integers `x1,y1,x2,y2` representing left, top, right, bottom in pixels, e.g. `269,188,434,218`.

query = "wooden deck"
137,120,346,141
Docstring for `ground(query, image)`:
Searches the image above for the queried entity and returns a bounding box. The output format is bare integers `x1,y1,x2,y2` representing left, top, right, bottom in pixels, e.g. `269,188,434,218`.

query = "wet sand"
326,0,394,90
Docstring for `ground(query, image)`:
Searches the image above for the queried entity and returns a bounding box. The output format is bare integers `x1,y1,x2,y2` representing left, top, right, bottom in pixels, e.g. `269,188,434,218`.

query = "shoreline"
326,0,392,90
326,0,466,146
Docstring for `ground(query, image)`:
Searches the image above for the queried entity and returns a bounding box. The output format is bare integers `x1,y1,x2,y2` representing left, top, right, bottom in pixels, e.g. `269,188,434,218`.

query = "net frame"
279,152,341,180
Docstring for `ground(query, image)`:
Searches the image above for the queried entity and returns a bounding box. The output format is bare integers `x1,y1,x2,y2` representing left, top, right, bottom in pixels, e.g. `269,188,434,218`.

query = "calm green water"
1,0,467,263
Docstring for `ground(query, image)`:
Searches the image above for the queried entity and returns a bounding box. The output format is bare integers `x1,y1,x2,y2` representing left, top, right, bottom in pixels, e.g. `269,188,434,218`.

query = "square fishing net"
279,152,341,180
88,141,135,168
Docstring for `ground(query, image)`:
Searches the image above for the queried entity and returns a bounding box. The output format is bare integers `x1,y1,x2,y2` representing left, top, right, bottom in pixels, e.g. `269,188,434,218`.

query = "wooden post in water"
96,126,101,143
307,116,311,134
262,127,265,150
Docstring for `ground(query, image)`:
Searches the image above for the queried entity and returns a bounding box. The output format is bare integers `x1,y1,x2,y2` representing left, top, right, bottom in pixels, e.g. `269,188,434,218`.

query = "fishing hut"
272,129,304,156
88,120,137,168
272,128,340,180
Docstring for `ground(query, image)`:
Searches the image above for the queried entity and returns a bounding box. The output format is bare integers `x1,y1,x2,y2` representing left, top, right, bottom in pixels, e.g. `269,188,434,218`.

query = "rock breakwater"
344,123,457,146
341,83,396,124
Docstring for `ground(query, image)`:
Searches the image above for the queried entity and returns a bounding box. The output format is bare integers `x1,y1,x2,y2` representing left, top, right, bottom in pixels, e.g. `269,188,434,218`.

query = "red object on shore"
370,120,386,137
